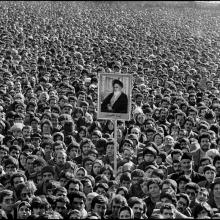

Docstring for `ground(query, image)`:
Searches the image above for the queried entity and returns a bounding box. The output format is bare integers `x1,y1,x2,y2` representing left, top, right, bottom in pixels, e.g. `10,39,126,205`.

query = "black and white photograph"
1,0,220,219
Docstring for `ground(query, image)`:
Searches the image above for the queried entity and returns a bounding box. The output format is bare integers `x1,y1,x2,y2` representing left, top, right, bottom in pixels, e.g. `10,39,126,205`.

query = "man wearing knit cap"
138,142,159,171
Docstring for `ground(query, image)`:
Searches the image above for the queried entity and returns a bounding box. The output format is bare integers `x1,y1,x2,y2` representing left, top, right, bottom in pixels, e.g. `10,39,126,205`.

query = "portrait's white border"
97,73,132,121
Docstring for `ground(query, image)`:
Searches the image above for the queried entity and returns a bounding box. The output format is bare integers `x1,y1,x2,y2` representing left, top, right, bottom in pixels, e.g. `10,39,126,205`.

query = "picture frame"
97,73,132,121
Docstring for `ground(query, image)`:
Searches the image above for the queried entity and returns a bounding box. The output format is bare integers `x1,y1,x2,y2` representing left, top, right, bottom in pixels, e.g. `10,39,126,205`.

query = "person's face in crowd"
186,188,196,202
119,210,131,219
55,201,67,216
59,98,67,108
131,128,140,139
144,153,155,163
13,129,23,138
26,158,35,173
20,188,34,203
82,143,91,156
197,189,209,203
177,197,188,213
17,204,31,219
107,121,114,131
147,95,154,105
161,101,169,109
76,169,86,180
184,120,193,132
106,144,114,157
56,152,67,166
154,109,160,118
40,93,48,102
162,208,175,219
122,147,133,162
199,109,207,118
164,136,174,147
13,176,25,189
83,158,93,173
78,130,86,139
84,181,93,195
156,156,163,165
72,197,84,211
96,186,106,196
19,153,27,168
42,123,51,135
200,137,211,152
188,110,197,120
173,161,181,172
176,115,184,126
51,117,59,127
132,203,144,219
42,172,54,182
31,138,41,148
120,179,131,190
93,202,107,218
100,167,110,180
188,95,196,106
78,94,86,103
5,163,17,175
149,183,161,198
93,162,102,176
14,81,21,91
181,158,192,173
178,180,187,193
22,128,31,139
160,109,167,121
44,144,53,156
32,205,43,216
144,167,154,179
31,121,39,131
67,182,79,194
69,147,79,159
49,98,57,107
136,96,143,106
204,169,216,183
213,183,220,199
82,105,88,114
63,106,72,115
0,149,8,162
91,134,100,146
172,152,181,161
170,123,179,133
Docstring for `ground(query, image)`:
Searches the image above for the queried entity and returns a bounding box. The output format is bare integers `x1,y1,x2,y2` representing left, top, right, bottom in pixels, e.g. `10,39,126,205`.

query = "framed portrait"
97,73,132,121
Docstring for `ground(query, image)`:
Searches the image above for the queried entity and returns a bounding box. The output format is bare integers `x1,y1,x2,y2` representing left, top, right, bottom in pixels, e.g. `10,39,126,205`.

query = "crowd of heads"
0,1,220,219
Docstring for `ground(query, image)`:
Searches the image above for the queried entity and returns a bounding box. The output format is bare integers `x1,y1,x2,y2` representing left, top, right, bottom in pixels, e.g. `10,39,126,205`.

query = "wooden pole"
114,119,117,177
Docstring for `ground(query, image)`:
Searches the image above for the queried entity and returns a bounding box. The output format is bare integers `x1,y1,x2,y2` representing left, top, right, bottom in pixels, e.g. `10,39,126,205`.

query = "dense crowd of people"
0,1,220,219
